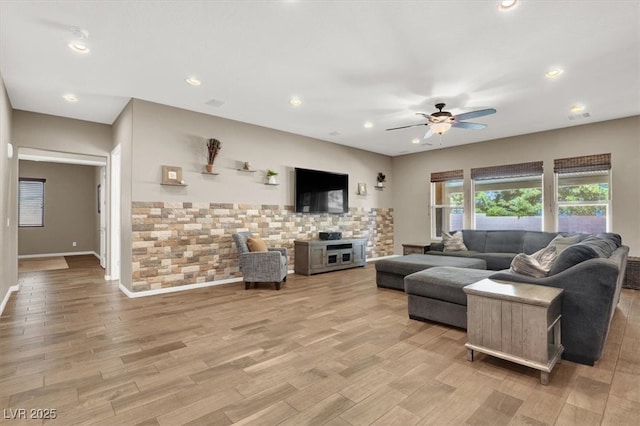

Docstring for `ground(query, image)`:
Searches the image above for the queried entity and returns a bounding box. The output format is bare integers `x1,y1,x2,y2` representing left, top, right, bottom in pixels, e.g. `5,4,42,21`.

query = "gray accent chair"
232,232,288,290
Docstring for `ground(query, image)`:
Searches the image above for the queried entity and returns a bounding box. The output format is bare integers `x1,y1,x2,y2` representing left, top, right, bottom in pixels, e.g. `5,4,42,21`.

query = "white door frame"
99,167,106,268
109,145,121,281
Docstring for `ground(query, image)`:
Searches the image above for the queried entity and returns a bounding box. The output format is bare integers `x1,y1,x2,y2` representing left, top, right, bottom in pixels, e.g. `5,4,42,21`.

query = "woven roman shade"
430,169,463,182
471,161,543,180
554,153,611,174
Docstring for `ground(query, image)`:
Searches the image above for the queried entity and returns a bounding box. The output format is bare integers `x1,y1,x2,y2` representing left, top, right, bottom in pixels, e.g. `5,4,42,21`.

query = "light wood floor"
1,255,638,425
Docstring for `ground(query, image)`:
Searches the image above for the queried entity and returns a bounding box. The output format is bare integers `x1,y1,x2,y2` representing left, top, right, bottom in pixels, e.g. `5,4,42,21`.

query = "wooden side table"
463,278,563,385
402,243,430,255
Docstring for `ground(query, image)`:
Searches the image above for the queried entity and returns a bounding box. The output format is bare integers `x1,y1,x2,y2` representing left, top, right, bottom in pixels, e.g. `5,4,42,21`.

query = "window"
431,170,464,238
471,162,543,231
555,153,611,233
19,178,45,227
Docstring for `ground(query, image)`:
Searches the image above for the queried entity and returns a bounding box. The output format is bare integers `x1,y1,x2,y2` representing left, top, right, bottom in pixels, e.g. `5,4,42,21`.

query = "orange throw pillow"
247,237,268,252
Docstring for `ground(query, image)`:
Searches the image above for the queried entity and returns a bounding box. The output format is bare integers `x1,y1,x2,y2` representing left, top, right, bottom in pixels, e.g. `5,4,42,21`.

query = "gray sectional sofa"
379,230,629,366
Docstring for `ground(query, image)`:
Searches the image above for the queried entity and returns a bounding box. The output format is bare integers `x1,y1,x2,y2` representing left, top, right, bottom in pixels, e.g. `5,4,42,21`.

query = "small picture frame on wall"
161,165,184,185
357,182,367,195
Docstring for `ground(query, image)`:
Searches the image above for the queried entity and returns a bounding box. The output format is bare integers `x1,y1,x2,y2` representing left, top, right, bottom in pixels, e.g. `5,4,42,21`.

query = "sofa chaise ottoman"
405,267,495,329
375,254,487,291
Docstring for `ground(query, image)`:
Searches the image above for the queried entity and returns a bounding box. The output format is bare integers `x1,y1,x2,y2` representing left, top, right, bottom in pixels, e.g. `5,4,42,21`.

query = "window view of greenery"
432,180,463,238
474,177,543,231
557,171,609,233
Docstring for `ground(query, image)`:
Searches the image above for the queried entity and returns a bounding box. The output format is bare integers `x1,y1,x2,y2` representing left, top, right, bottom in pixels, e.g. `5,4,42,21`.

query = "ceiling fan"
386,103,497,142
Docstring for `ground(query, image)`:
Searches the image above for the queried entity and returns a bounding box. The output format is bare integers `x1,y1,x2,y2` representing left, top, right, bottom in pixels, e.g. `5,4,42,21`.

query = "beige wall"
12,110,113,156
130,99,393,207
0,75,18,313
18,161,98,256
392,116,640,256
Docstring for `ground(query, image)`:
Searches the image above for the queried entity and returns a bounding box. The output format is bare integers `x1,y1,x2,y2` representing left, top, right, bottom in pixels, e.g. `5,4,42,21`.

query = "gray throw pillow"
548,244,600,276
442,232,468,252
510,245,558,278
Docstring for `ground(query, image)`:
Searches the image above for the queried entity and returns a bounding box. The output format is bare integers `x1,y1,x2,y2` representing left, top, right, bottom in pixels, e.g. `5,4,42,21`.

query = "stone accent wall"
131,202,394,292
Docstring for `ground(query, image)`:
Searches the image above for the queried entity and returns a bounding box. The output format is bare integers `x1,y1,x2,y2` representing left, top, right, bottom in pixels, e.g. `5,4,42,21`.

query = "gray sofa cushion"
548,243,600,276
427,250,480,259
484,230,526,253
548,233,622,276
404,267,495,305
375,254,486,276
474,252,519,271
461,230,487,252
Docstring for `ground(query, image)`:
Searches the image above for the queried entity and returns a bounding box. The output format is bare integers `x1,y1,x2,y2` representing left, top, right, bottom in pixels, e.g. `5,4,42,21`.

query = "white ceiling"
1,1,639,156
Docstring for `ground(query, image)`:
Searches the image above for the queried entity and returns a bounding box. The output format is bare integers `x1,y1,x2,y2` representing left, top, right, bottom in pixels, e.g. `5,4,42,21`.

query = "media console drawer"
294,238,367,275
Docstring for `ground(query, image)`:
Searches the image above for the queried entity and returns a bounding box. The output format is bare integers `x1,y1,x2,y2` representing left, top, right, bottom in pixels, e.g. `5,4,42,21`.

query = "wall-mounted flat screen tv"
294,167,349,214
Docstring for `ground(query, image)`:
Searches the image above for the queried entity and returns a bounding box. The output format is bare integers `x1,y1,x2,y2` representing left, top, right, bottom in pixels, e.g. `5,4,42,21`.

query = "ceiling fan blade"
454,108,496,121
386,123,428,131
423,128,434,139
452,121,487,130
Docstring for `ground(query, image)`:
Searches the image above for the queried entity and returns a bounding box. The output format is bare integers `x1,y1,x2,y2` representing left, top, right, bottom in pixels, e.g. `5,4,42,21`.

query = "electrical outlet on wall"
72,242,77,247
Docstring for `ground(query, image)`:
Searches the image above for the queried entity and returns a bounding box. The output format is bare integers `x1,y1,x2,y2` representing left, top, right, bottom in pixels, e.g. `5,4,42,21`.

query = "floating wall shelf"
237,169,257,173
201,172,220,176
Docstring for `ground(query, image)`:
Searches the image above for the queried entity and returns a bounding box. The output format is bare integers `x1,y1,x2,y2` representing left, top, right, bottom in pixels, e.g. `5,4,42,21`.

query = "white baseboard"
18,251,96,259
119,270,297,298
0,284,19,316
119,276,245,298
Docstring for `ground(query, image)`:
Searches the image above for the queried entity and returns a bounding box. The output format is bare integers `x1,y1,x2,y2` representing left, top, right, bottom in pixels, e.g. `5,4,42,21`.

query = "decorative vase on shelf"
206,138,222,173
266,169,278,184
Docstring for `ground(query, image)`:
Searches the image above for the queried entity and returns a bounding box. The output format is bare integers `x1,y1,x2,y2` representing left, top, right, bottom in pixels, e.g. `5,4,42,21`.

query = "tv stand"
294,238,367,275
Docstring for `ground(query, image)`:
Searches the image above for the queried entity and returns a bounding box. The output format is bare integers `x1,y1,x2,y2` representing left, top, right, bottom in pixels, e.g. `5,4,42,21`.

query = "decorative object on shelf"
376,172,386,188
237,161,256,172
161,165,185,185
266,169,278,185
205,138,222,173
357,182,367,195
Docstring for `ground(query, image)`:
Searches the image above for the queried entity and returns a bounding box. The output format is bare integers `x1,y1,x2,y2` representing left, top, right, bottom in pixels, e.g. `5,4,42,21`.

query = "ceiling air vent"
205,98,225,108
568,112,591,120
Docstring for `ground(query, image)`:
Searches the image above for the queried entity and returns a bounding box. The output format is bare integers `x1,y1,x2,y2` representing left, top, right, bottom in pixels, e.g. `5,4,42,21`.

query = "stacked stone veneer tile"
131,202,394,292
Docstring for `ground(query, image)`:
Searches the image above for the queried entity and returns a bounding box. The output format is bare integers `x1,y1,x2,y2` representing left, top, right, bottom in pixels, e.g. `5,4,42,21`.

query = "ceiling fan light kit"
431,122,452,135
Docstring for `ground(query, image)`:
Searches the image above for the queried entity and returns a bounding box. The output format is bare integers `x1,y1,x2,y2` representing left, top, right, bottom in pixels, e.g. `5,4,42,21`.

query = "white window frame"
430,179,464,240
554,170,611,233
18,178,46,227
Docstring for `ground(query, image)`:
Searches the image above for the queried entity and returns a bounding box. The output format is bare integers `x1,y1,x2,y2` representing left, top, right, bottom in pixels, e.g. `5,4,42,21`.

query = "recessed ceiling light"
545,68,564,79
570,104,585,113
498,0,518,11
364,121,374,129
411,138,421,144
185,77,201,86
289,97,302,107
68,42,90,53
63,94,78,102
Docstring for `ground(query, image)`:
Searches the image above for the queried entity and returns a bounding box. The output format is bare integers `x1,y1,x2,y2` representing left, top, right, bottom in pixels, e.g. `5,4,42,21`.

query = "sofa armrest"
430,242,444,252
490,258,620,364
268,247,288,258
